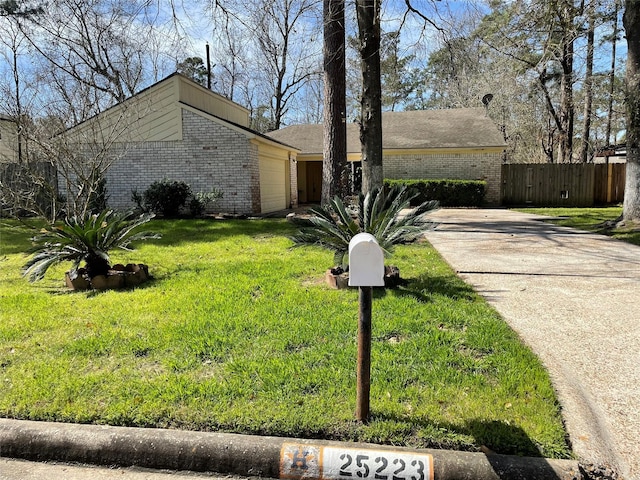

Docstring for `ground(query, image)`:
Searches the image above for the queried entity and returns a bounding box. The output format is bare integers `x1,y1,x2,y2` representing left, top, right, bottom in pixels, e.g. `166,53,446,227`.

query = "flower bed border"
65,264,150,291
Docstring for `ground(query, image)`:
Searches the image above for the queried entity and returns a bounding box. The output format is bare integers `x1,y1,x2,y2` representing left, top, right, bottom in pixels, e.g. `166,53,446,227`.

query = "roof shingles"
267,108,506,155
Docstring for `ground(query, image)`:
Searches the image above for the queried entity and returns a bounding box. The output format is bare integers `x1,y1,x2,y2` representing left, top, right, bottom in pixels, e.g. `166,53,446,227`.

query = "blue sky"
0,0,629,124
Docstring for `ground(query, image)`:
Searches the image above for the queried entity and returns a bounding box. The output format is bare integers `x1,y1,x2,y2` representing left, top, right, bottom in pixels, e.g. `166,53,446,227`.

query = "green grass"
514,206,640,246
0,218,570,458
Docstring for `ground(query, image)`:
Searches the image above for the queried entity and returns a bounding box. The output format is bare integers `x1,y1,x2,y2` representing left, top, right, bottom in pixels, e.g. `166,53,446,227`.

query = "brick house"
267,108,507,205
61,73,299,215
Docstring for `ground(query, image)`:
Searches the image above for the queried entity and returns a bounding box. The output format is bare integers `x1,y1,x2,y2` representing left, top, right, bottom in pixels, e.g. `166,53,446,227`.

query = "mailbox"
348,233,385,287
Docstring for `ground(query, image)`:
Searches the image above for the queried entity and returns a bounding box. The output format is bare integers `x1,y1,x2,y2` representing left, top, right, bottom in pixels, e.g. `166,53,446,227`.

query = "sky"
0,0,629,125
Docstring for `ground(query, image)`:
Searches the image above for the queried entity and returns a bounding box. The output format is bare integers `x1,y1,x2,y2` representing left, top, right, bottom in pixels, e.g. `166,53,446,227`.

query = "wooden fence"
501,163,626,207
594,163,626,204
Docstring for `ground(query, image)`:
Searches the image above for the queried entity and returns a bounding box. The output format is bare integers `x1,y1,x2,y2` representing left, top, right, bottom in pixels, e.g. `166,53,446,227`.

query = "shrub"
23,209,160,281
140,179,192,217
289,185,439,267
385,179,486,207
189,189,223,217
133,181,223,218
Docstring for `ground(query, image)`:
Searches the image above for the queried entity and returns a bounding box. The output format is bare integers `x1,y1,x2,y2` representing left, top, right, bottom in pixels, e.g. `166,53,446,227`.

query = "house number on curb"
280,443,434,480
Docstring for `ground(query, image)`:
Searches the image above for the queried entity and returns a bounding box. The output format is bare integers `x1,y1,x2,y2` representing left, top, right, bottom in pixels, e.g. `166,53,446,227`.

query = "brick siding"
384,151,503,204
68,110,263,214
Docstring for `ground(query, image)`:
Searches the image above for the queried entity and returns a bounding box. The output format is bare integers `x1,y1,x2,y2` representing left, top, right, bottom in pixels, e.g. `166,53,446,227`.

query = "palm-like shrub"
290,185,439,267
23,209,160,282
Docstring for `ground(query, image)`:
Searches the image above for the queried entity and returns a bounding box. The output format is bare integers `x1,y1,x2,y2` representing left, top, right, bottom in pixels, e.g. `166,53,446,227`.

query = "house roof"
266,108,507,154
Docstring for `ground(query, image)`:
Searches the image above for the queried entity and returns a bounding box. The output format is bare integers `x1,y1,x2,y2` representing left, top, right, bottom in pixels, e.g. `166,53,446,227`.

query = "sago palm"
23,209,160,282
290,185,438,266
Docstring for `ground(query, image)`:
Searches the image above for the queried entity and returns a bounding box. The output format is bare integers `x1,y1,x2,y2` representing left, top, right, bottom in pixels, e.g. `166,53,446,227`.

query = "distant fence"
501,163,626,207
0,161,58,215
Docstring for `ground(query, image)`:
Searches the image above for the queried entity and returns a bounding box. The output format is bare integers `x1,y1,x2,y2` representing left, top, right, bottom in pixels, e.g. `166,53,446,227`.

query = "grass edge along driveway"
515,206,640,246
0,217,570,459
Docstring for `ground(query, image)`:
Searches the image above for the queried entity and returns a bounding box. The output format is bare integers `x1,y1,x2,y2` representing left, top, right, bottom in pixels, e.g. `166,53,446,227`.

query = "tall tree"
556,0,577,163
580,0,596,163
16,0,168,116
0,0,42,164
622,0,640,222
208,0,322,129
605,0,622,149
177,57,209,87
212,14,246,102
321,0,349,204
356,0,383,194
0,18,27,163
477,0,581,163
249,0,321,130
380,31,420,112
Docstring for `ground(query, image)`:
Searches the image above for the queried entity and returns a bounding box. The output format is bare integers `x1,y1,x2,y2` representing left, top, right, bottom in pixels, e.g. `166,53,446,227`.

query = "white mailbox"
348,233,385,287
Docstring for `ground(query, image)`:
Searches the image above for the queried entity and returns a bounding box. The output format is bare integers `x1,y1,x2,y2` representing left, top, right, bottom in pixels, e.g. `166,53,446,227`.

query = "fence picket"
501,163,625,207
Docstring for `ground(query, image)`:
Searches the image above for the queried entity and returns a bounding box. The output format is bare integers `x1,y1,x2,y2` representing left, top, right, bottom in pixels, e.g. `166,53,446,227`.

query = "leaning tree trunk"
356,0,383,195
623,0,640,222
321,0,349,205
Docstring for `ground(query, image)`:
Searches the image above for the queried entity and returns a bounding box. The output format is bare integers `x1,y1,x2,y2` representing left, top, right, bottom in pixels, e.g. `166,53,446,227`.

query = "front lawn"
0,218,570,458
515,206,640,246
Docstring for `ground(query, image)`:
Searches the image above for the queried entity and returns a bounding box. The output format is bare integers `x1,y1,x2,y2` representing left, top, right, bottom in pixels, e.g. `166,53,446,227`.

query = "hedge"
384,179,486,207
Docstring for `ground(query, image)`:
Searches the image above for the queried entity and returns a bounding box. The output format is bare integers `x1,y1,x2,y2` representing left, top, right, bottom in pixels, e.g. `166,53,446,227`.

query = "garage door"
259,156,287,213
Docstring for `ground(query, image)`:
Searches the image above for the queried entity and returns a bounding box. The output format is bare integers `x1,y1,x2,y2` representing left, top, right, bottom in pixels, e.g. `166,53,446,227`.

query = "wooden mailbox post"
348,233,384,422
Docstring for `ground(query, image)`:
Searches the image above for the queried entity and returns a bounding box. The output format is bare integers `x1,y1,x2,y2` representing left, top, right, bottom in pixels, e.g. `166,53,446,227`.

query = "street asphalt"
423,208,640,480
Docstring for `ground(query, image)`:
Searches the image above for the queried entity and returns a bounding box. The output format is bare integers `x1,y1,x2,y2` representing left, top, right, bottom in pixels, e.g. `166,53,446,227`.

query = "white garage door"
259,157,287,213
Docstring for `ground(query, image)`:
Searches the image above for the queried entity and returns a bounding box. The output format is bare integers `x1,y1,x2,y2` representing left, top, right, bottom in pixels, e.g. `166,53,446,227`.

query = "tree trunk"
558,7,574,164
321,0,349,205
623,0,640,222
605,0,620,150
580,1,595,163
356,0,383,195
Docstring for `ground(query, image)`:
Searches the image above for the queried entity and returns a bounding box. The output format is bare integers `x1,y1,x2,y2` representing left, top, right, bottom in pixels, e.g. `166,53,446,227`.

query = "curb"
0,419,588,480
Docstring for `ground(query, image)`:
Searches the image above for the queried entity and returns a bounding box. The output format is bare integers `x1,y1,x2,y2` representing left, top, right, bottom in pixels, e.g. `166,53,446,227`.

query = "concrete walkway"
423,208,640,480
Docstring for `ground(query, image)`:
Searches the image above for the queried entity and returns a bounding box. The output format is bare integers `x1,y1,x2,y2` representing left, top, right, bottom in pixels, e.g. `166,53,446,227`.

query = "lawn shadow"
383,272,478,303
0,220,45,255
1,218,297,255
43,277,160,296
148,218,296,247
461,419,571,479
462,419,547,457
370,412,563,459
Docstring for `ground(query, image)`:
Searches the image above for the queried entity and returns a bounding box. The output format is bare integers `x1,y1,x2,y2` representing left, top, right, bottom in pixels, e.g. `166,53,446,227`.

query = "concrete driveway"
423,208,640,480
